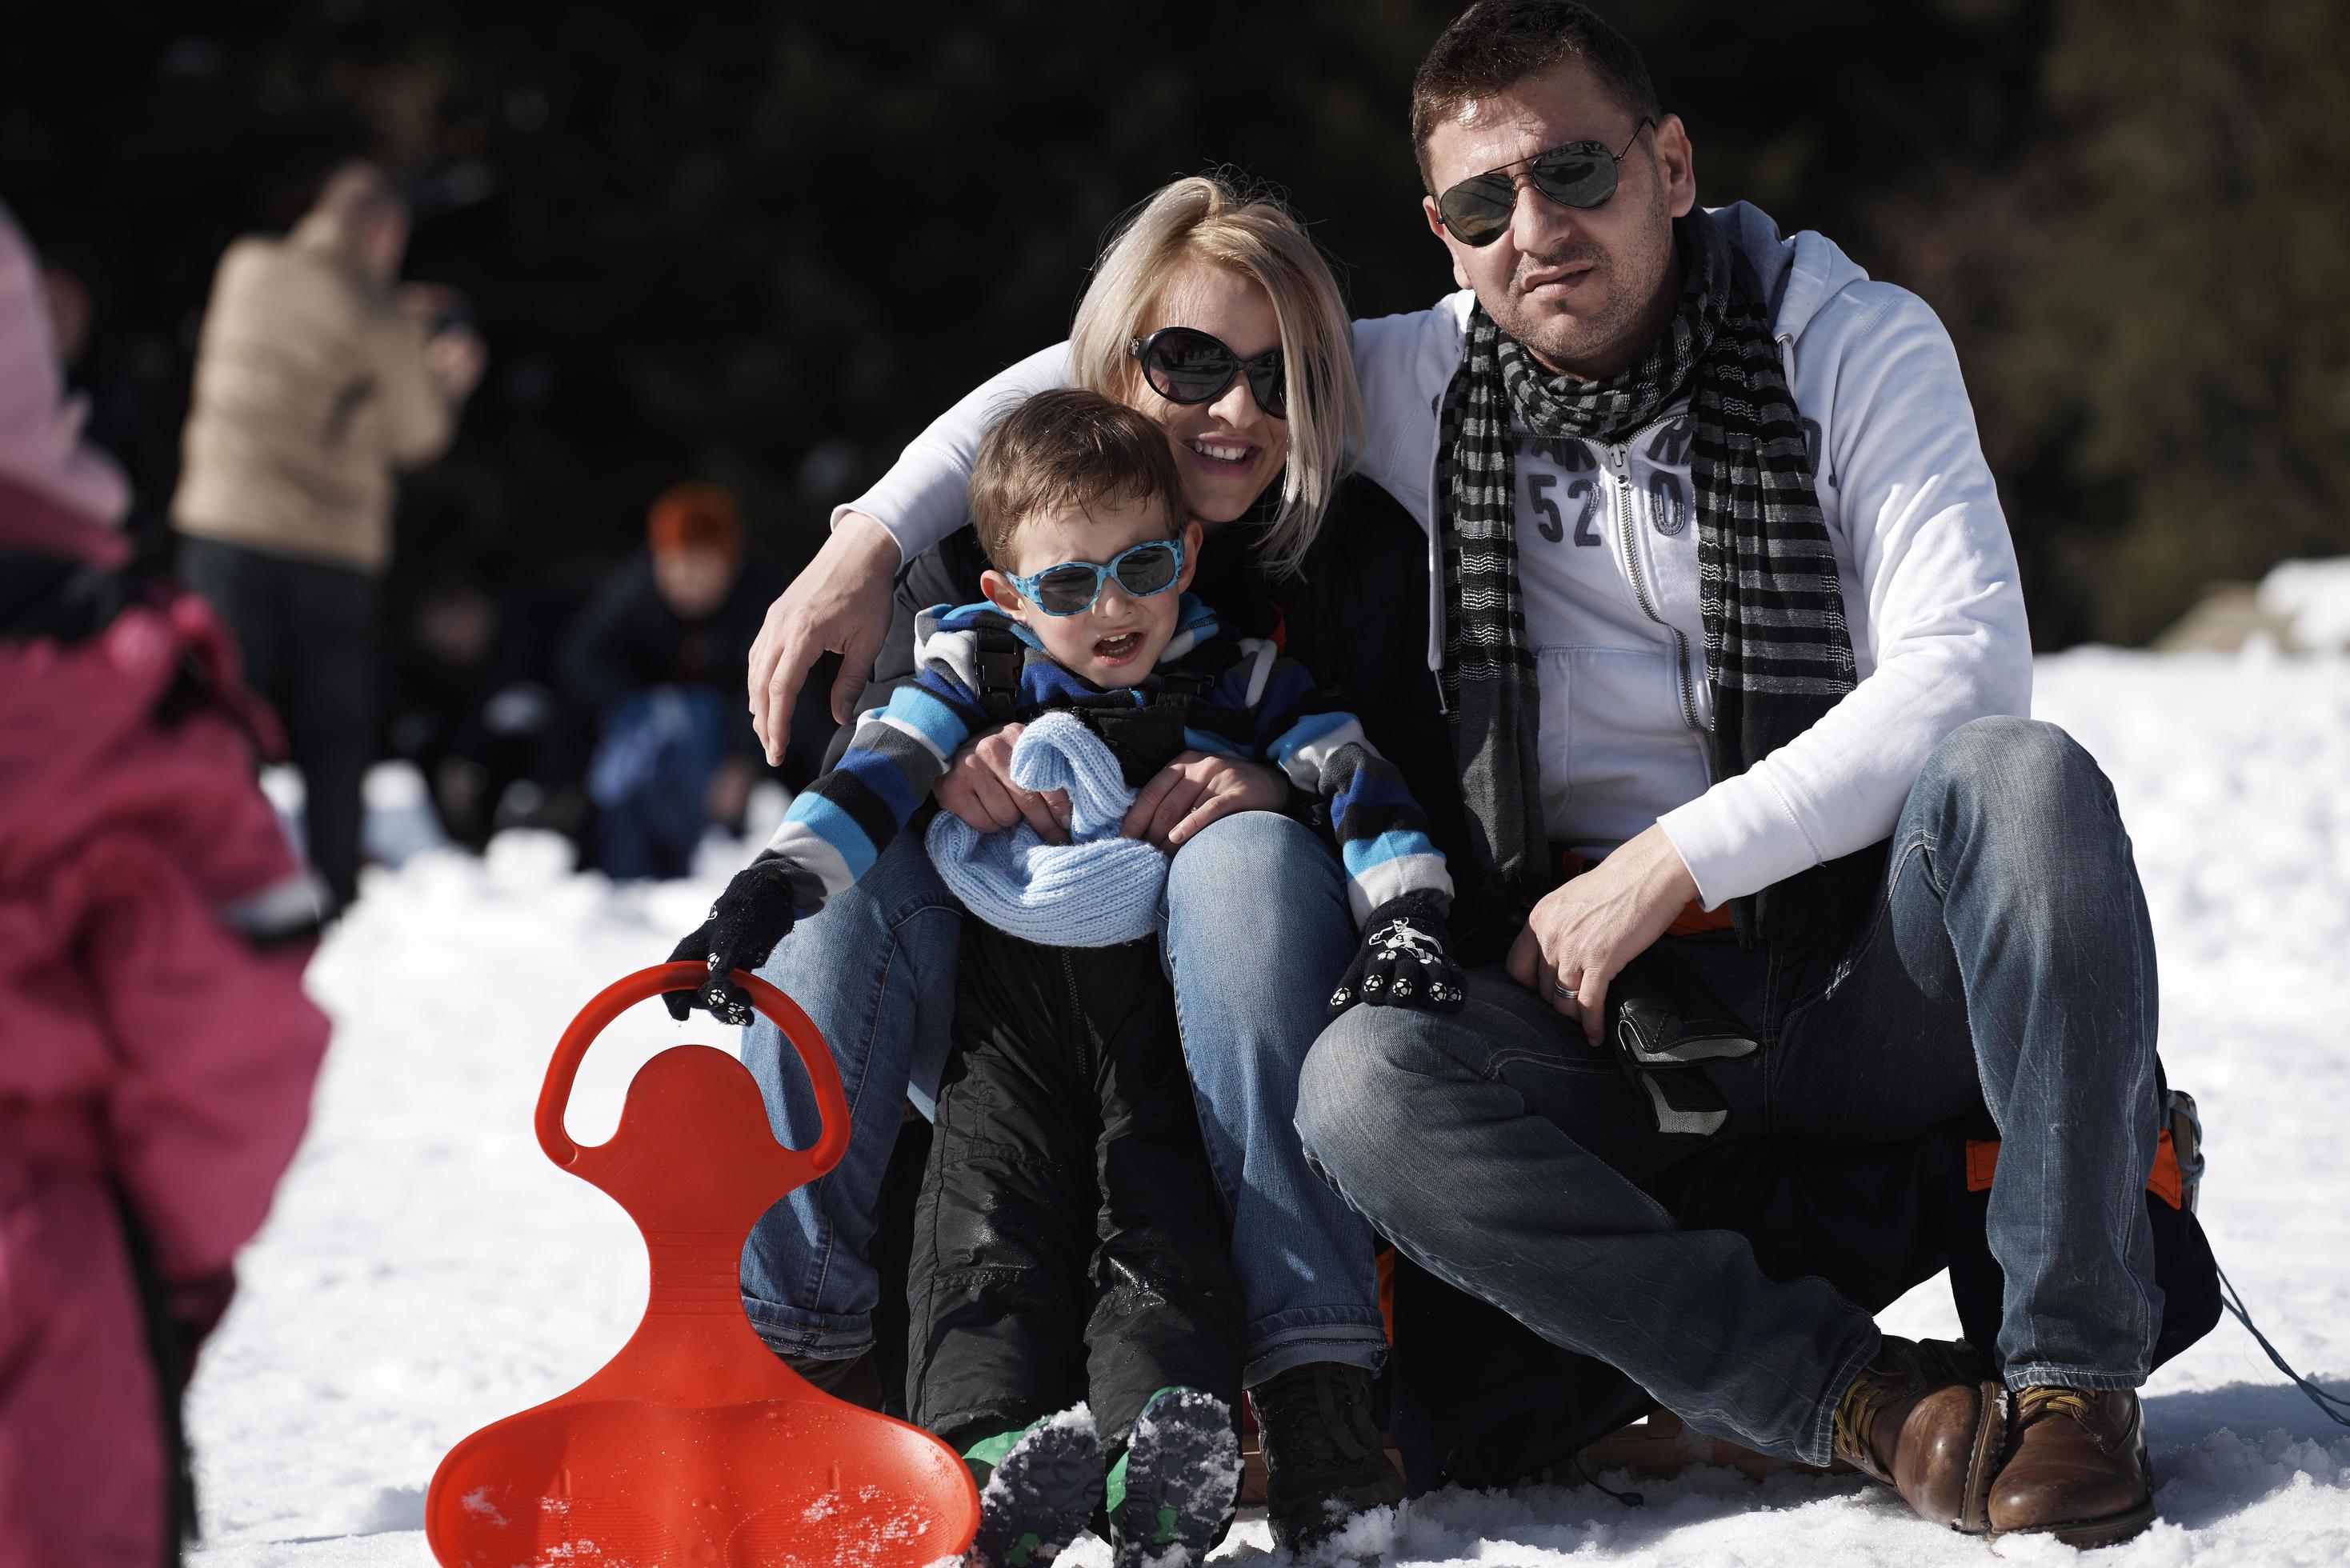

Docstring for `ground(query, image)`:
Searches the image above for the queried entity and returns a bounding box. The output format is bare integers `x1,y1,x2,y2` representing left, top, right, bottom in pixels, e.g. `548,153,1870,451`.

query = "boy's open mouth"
1093,630,1143,663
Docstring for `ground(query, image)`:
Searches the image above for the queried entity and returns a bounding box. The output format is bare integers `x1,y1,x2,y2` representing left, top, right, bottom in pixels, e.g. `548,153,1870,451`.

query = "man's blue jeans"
1295,718,2167,1466
738,811,1389,1384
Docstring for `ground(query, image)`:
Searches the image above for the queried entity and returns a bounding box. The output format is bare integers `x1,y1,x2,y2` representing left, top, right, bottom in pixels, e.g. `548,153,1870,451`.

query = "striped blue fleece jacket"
758,593,1451,930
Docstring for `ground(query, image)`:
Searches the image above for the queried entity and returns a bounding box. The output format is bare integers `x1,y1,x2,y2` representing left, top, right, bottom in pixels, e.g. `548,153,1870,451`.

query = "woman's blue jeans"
739,829,961,1359
1159,812,1387,1386
737,811,1386,1385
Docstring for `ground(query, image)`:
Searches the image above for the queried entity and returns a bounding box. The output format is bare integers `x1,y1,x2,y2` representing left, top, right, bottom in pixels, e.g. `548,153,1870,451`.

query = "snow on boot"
1107,1387,1239,1567
963,1405,1103,1567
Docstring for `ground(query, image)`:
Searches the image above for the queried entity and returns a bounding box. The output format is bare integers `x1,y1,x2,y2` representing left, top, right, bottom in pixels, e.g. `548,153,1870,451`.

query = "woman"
721,174,1458,1551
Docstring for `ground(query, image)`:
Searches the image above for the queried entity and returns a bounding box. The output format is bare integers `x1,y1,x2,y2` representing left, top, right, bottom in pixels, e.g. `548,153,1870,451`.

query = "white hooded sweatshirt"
837,202,2032,912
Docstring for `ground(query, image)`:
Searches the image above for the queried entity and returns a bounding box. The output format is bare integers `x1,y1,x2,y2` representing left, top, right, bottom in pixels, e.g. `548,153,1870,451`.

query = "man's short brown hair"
969,389,1183,570
1410,1,1662,187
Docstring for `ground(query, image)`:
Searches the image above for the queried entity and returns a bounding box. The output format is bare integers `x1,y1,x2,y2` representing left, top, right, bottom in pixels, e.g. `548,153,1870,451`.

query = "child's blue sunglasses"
1004,538,1186,617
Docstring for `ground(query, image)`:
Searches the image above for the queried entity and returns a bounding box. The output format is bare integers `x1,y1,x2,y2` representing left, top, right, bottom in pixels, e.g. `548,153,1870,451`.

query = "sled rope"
2218,1262,2350,1428
1573,1450,1644,1508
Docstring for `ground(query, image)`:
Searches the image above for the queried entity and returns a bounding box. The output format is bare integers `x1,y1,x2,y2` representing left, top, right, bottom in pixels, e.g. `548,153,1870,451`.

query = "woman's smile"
1184,435,1258,470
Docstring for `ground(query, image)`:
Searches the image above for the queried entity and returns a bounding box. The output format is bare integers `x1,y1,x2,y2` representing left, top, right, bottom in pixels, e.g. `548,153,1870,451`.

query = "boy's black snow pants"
907,922,1244,1454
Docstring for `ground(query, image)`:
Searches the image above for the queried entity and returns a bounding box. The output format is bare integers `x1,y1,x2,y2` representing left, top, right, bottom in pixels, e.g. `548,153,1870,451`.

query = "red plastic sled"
425,961,981,1567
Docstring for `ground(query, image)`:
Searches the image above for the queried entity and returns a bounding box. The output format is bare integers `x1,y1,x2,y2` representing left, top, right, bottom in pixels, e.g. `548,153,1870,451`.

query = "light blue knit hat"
926,710,1167,947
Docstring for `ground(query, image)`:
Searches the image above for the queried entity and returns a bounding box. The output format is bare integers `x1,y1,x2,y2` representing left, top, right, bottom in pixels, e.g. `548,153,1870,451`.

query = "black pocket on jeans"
1609,942,1758,1066
1605,943,1759,1138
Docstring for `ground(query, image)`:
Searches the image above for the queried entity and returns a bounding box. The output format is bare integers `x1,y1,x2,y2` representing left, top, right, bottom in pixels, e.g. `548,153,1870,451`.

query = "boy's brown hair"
970,388,1183,570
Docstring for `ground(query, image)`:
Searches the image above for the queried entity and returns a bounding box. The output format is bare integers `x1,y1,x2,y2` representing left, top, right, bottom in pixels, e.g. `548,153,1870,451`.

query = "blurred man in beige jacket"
174,163,484,912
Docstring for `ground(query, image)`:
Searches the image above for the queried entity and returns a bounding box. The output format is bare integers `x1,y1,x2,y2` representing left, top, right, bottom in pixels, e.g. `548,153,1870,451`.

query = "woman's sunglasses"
1434,118,1656,248
1003,537,1187,618
1127,326,1287,420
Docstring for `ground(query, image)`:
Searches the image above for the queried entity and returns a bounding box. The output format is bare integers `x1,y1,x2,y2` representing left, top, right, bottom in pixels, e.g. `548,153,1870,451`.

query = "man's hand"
1505,823,1701,1046
747,510,900,763
934,722,1072,844
1120,751,1289,852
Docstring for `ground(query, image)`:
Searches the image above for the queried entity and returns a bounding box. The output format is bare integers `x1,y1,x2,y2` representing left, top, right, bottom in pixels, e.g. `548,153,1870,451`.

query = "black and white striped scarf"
1436,209,1868,945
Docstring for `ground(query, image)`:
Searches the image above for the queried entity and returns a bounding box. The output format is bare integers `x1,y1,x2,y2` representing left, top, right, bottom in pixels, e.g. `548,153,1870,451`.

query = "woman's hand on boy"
663,856,801,1024
935,722,1072,844
747,510,900,759
1327,891,1467,1018
1123,751,1287,851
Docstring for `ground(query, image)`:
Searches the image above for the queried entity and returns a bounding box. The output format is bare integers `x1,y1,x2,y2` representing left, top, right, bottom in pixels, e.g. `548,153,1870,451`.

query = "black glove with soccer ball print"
664,854,799,1024
1327,890,1466,1018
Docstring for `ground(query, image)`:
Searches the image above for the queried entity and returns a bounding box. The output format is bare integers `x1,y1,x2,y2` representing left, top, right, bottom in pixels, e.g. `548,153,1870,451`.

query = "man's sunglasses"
1127,326,1287,420
1004,536,1187,618
1434,118,1656,248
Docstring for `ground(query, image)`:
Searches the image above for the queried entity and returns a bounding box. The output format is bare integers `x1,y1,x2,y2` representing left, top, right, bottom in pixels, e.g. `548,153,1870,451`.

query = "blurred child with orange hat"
559,482,782,879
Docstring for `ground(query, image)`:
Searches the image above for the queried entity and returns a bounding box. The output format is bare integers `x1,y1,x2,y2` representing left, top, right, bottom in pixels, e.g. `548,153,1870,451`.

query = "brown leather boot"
1831,1337,2005,1532
1987,1386,2156,1546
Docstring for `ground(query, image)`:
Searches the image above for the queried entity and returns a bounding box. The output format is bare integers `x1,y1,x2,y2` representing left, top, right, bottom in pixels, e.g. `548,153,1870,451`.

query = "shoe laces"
1832,1368,1896,1474
2013,1386,2096,1430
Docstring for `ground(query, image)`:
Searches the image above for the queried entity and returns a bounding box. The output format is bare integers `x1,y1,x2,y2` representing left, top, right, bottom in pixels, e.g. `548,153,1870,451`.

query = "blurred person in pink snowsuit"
0,202,331,1567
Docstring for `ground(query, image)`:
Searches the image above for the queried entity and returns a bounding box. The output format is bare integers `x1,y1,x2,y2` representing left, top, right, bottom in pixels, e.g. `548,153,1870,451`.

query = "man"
174,162,486,913
1284,1,2162,1548
742,3,2164,1547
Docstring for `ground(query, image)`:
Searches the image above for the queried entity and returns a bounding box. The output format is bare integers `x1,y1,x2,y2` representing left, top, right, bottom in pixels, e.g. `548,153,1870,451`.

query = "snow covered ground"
185,646,2350,1567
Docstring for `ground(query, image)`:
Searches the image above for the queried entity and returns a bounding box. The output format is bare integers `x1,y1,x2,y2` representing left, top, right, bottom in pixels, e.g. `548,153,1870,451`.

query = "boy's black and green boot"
1106,1387,1240,1568
961,1406,1103,1567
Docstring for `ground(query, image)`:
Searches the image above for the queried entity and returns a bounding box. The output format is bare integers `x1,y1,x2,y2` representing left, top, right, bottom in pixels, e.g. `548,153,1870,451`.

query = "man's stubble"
1488,175,1679,382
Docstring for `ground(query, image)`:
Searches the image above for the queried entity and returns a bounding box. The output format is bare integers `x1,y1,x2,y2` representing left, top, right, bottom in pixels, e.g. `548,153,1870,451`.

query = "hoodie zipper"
1610,440,1701,734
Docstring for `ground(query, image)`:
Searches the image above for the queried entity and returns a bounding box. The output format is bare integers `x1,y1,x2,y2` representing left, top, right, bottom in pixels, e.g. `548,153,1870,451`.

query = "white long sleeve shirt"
836,202,2032,910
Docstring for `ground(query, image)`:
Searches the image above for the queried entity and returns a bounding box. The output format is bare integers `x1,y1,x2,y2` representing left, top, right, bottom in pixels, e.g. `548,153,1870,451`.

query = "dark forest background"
6,0,2346,647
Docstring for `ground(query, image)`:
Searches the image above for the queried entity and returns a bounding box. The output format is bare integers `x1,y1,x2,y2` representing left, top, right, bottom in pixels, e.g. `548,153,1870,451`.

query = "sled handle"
535,962,851,1178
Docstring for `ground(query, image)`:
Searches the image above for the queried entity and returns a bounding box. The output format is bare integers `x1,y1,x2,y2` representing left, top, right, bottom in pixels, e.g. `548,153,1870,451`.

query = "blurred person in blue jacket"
561,482,779,879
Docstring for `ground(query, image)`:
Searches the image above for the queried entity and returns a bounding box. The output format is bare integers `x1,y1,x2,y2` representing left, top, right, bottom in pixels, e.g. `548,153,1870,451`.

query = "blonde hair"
1068,176,1363,580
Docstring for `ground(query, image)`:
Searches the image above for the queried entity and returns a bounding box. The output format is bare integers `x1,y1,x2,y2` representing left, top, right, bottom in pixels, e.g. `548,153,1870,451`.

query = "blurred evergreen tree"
3,0,2343,644
1973,0,2350,644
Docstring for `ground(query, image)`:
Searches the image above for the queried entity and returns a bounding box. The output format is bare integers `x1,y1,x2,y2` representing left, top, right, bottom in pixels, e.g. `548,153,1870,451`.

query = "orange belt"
1559,849,1735,936
1965,1130,2187,1210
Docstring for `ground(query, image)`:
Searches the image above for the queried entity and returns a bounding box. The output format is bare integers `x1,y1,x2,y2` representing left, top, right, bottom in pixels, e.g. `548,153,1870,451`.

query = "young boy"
669,389,1463,1566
